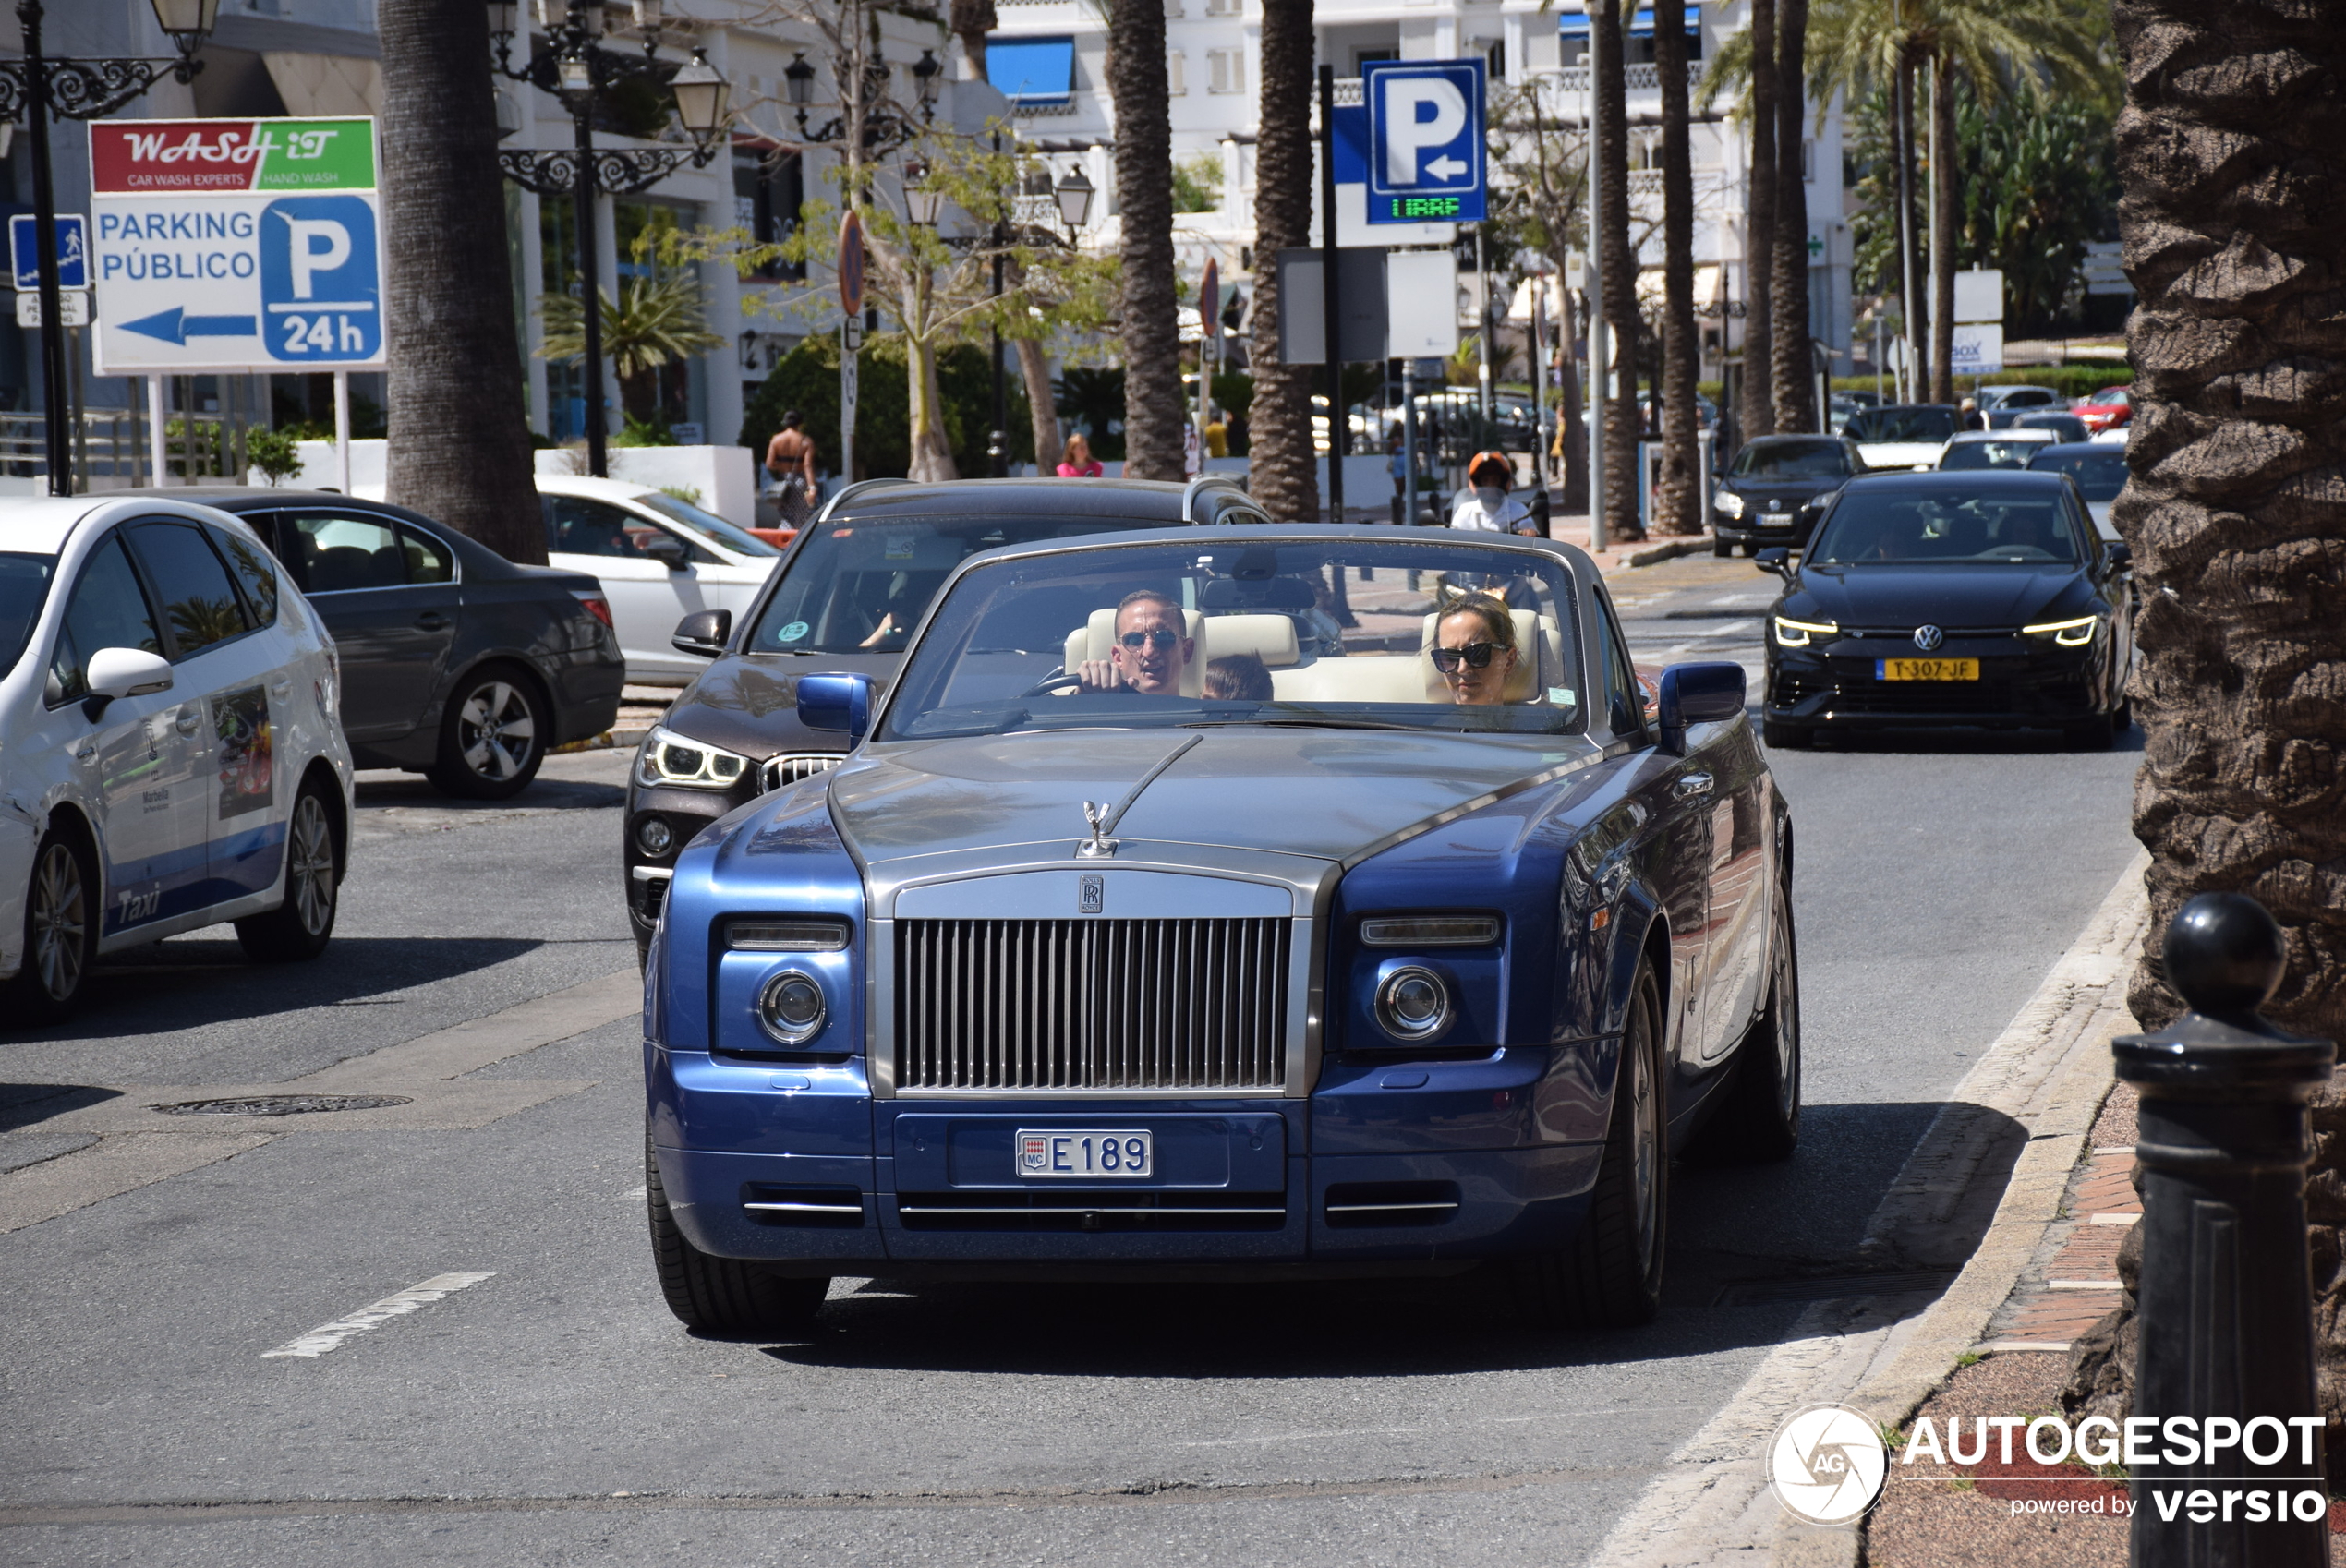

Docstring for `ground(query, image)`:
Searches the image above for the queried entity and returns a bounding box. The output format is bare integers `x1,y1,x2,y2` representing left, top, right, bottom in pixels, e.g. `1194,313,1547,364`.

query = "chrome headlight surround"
1374,964,1455,1044
637,723,752,790
756,970,828,1046
2022,613,2101,647
1772,616,1838,648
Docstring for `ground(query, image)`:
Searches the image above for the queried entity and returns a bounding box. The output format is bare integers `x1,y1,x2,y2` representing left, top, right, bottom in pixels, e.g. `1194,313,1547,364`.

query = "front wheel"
1712,536,1733,558
1518,965,1667,1329
427,668,548,800
6,827,94,1023
647,1130,828,1336
235,783,340,961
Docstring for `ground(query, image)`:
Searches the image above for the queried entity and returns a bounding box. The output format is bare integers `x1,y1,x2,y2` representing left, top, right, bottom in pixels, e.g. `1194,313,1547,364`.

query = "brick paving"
1979,1083,2141,1354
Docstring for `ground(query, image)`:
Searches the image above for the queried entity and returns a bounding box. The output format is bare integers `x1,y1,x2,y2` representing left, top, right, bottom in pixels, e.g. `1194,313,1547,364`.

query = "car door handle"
1674,771,1715,800
415,612,452,631
72,740,96,761
174,706,203,735
269,679,292,700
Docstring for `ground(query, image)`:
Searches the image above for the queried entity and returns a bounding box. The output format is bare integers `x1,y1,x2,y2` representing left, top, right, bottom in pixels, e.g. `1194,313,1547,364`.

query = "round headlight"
757,971,828,1045
1374,965,1453,1043
635,814,675,856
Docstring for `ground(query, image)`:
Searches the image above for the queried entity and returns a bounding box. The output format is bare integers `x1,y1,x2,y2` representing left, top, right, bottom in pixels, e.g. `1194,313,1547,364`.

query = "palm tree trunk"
1768,0,1815,433
1015,337,1060,472
378,0,544,564
1892,54,1925,398
2061,0,2346,1468
949,0,995,77
1740,0,1777,442
1593,0,1642,539
1244,0,1316,522
1106,0,1183,482
1653,0,1700,535
1928,54,1957,406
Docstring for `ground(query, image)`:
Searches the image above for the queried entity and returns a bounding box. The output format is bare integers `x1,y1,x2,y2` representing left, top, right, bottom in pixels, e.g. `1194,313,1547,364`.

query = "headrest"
1418,607,1558,704
1063,606,1207,698
1201,613,1300,668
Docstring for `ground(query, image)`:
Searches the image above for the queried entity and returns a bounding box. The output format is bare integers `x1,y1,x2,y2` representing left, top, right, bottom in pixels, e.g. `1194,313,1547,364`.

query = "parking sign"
1362,59,1486,224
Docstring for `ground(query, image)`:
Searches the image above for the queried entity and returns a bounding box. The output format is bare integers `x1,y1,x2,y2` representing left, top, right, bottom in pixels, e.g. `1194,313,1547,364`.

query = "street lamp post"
0,0,218,495
491,0,729,478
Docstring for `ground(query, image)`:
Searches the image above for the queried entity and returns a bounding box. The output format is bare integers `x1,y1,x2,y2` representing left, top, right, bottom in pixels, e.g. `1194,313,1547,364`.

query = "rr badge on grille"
1079,874,1104,913
1019,1134,1051,1173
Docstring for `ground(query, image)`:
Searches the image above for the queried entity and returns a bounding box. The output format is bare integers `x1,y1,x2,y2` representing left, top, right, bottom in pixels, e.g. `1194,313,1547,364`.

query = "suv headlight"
637,724,751,789
1714,490,1746,519
1773,616,1838,648
2022,614,2100,647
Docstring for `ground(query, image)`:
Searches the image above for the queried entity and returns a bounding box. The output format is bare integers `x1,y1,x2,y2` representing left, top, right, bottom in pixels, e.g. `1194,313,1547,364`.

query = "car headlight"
637,724,751,790
1374,965,1454,1043
1773,616,1838,648
1713,490,1746,519
756,971,828,1045
2023,614,2100,647
1360,914,1502,947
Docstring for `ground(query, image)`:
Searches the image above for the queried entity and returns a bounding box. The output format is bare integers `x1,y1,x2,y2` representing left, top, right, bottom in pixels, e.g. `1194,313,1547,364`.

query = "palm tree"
1651,0,1701,533
1106,0,1183,482
1490,80,1589,511
1593,0,1642,538
1245,0,1318,522
1741,0,1779,441
378,0,546,564
539,272,726,427
1769,0,1816,432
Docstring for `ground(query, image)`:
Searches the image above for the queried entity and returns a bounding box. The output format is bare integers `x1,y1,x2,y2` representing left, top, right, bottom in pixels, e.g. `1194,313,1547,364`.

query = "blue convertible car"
644,526,1798,1333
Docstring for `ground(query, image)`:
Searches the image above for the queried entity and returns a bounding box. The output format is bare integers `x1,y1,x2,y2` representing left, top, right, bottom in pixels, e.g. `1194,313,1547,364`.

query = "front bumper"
647,1043,1607,1275
1713,511,1817,547
1765,636,2110,729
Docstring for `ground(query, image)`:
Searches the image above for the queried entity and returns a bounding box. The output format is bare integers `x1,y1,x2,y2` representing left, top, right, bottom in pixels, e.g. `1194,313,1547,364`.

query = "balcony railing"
1548,62,1709,98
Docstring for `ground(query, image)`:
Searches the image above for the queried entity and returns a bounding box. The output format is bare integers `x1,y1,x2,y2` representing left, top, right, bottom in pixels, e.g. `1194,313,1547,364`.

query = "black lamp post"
0,0,218,495
782,45,939,151
491,0,729,477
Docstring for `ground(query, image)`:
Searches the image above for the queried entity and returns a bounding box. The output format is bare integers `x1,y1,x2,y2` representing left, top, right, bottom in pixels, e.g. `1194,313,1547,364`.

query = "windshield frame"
2026,447,2127,501
1808,483,2088,568
872,531,1591,743
625,490,780,559
0,549,55,684
1731,439,1852,479
1845,406,1960,446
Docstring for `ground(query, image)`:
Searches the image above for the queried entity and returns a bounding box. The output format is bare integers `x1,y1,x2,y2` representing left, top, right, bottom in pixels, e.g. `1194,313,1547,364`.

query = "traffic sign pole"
837,212,865,489
25,18,69,493
1317,64,1344,525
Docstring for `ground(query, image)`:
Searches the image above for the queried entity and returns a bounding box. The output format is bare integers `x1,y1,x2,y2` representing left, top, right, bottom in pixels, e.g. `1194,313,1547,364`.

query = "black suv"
1711,435,1865,555
623,476,1272,959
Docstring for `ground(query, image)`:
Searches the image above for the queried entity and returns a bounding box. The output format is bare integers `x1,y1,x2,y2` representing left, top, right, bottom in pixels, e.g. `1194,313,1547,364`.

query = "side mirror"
2106,540,2134,570
671,609,731,659
797,672,879,741
1754,548,1790,577
86,646,174,703
642,532,691,571
1656,662,1746,755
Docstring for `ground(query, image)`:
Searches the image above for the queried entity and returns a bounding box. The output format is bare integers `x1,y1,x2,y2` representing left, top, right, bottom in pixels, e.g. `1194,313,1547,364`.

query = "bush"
244,427,303,487
741,336,1031,479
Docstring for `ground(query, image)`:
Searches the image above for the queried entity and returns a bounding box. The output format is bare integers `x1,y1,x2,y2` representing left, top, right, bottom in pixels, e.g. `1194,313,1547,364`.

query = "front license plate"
1017,1129,1153,1178
1877,657,1979,681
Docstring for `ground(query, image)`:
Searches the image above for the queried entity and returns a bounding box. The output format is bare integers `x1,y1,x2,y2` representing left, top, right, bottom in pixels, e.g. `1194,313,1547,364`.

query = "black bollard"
2118,892,2336,1567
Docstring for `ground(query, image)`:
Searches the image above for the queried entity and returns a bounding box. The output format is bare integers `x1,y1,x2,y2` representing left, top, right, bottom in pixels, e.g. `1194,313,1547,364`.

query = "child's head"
1203,653,1275,702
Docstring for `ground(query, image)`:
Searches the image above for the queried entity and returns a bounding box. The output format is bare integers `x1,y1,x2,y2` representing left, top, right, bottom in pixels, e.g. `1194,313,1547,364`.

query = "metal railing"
0,407,244,487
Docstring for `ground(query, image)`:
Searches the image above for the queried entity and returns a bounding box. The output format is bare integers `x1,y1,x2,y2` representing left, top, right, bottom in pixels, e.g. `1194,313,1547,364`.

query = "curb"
552,726,652,755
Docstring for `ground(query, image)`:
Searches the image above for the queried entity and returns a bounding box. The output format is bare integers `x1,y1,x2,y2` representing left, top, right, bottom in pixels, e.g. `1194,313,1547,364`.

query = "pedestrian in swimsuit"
766,410,818,527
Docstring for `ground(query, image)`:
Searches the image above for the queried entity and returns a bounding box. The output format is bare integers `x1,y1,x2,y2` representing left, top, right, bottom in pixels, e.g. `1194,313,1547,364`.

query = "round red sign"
838,211,866,317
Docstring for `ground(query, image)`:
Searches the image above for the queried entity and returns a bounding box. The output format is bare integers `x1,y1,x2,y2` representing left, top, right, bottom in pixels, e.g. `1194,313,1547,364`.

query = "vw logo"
1912,625,1945,652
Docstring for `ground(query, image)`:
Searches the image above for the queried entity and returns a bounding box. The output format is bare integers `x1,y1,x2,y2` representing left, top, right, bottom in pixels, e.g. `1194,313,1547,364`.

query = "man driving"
1077,589,1194,695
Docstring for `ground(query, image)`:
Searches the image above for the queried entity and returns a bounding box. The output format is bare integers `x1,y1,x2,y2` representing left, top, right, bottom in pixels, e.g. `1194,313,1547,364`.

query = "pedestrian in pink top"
1057,433,1105,477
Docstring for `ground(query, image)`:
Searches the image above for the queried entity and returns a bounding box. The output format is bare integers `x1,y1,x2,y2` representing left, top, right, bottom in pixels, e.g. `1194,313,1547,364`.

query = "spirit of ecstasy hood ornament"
1074,734,1203,861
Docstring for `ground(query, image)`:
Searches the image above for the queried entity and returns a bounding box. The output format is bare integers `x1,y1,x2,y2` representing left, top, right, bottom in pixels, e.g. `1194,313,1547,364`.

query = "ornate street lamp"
0,0,219,494
782,43,936,151
492,0,732,476
901,161,946,228
1053,165,1094,245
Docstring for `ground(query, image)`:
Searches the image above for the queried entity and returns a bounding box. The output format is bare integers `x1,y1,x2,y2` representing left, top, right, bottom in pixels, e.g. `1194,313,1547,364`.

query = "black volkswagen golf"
623,476,1271,960
1756,470,2133,748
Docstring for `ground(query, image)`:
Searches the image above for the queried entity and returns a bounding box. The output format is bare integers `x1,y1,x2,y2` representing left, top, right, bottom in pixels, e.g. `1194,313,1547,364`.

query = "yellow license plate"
1877,658,1979,681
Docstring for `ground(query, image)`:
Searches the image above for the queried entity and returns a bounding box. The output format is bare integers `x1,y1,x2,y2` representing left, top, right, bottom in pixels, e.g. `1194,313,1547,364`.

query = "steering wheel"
1018,670,1086,698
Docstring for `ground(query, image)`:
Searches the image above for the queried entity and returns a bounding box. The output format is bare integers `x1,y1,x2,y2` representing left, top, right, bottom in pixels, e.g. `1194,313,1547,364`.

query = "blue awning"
1558,6,1699,34
987,37,1075,105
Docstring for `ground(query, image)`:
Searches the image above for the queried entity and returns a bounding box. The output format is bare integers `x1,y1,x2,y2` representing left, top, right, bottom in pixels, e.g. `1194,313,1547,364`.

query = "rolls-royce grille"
759,754,842,793
896,918,1289,1092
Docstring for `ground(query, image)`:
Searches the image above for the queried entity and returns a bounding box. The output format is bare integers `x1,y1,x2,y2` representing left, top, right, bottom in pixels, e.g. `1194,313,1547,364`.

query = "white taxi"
0,498,354,1021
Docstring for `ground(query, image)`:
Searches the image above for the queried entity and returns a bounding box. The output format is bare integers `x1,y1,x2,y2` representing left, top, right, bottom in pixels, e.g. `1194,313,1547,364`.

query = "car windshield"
1940,438,2049,471
1809,489,2083,566
1733,440,1848,478
880,537,1585,741
1844,406,1959,444
0,551,54,677
630,492,780,558
2028,446,2127,501
749,513,1189,655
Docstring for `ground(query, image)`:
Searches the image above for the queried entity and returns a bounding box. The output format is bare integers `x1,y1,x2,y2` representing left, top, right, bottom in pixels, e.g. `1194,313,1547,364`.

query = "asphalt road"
0,551,2146,1567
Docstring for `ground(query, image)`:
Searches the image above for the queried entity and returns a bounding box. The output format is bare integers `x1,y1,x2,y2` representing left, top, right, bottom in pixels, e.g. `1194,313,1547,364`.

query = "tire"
1692,884,1801,1163
235,783,340,961
2110,697,2134,734
426,666,548,800
646,1129,828,1336
1712,536,1733,558
2065,716,2114,750
6,826,95,1023
1518,965,1667,1330
1738,541,1758,558
1762,718,1812,750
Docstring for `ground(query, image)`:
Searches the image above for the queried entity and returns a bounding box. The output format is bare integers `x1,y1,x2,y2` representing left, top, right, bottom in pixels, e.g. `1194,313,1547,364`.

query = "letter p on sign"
284,217,350,298
1381,76,1468,186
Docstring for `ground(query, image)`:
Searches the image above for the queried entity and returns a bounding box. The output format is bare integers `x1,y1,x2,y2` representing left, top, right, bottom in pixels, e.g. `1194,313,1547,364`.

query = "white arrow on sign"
1424,155,1469,181
1381,76,1469,187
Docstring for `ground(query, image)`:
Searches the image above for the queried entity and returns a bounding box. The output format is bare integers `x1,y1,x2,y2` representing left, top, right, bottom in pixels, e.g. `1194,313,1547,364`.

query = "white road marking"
262,1272,495,1359
1704,620,1757,636
1708,593,1770,607
622,1185,647,1200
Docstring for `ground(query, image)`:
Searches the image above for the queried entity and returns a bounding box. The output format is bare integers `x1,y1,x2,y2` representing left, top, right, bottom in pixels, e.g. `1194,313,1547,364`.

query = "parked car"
2074,386,2134,435
641,524,1796,1335
2011,411,2090,443
1937,429,2058,470
1757,470,2134,748
2026,442,2128,539
538,475,784,684
1976,385,2065,424
623,476,1273,963
1842,404,1961,470
139,488,624,799
1711,434,1864,555
0,497,356,1019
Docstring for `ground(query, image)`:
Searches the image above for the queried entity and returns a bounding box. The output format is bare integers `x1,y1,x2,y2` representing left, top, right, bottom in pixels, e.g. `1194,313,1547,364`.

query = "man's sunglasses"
1430,642,1501,672
1119,629,1181,651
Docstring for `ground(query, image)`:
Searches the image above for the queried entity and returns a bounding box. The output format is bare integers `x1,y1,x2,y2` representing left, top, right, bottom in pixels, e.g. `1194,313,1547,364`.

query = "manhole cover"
153,1094,412,1117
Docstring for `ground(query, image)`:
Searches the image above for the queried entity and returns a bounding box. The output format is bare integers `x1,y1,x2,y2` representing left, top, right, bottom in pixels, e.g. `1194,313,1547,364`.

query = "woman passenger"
1431,593,1521,706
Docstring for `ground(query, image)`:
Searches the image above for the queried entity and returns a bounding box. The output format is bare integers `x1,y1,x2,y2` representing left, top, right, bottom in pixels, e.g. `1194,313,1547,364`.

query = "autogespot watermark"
1768,1405,2329,1526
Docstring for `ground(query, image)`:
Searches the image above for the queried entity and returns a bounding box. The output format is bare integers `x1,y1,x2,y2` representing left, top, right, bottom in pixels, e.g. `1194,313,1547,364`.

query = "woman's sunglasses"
1119,629,1181,651
1431,642,1501,672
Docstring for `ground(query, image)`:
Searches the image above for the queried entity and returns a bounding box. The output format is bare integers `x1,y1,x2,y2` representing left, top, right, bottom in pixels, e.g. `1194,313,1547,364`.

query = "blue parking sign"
259,195,380,362
1362,59,1486,224
11,213,88,291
